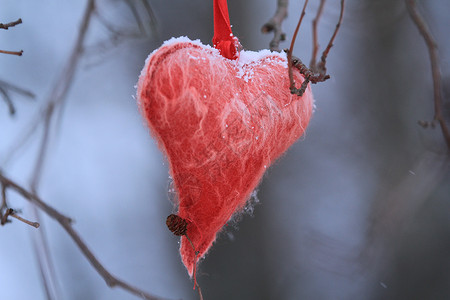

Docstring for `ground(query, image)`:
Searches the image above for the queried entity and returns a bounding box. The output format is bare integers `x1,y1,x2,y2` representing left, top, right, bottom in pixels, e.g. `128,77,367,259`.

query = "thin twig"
30,207,61,300
0,183,7,222
124,0,146,35
1,208,10,225
287,0,344,96
197,285,204,300
26,2,95,298
287,0,309,95
85,1,156,59
30,0,95,191
316,0,345,76
310,0,326,71
0,18,22,30
95,9,128,38
8,209,40,228
140,0,158,35
0,190,40,228
261,0,289,51
0,174,73,225
0,49,23,56
1,183,6,208
0,80,35,98
0,172,171,300
0,80,35,116
405,0,450,151
0,87,16,115
30,103,54,190
1,119,40,166
0,19,24,56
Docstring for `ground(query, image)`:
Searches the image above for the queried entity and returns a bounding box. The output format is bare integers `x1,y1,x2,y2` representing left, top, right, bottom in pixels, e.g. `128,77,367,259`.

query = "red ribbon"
212,0,239,60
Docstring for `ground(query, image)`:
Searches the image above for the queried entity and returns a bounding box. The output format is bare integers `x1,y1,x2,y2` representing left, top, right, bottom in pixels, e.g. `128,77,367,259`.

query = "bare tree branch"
23,2,96,298
0,49,23,56
0,18,22,30
124,0,146,35
261,0,288,51
0,87,16,115
0,80,35,116
140,0,158,35
0,18,24,56
405,0,450,152
317,0,344,76
30,209,61,300
84,0,157,61
0,79,35,98
287,0,345,96
0,208,40,228
0,172,172,300
0,183,8,223
30,0,95,191
287,0,309,96
310,0,326,71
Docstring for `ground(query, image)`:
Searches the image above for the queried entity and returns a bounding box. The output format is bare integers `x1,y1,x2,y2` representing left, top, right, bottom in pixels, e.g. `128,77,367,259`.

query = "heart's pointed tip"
180,237,199,277
183,258,194,278
179,226,216,278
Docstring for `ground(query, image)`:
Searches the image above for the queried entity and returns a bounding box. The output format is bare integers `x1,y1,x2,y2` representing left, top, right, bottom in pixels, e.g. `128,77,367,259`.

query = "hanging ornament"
137,0,313,277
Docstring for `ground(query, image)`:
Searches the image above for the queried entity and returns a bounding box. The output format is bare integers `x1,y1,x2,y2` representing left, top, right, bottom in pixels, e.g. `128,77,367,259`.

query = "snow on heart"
137,37,313,276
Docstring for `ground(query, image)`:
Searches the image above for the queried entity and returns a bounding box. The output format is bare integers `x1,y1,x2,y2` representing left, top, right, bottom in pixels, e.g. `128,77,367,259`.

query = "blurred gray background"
1,0,449,299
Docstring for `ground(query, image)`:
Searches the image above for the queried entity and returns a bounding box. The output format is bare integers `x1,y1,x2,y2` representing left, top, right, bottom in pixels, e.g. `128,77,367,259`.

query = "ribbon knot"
213,0,240,60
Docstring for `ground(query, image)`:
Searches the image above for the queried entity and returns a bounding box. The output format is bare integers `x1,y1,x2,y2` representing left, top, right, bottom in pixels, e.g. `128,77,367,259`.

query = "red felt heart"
137,37,313,276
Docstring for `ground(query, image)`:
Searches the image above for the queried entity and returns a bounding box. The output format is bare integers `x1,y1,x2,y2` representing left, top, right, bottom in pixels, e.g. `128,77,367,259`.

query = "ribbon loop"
213,0,240,60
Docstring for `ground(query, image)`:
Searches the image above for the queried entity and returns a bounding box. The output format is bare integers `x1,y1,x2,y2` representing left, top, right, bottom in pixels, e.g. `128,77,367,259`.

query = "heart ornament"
137,36,313,276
